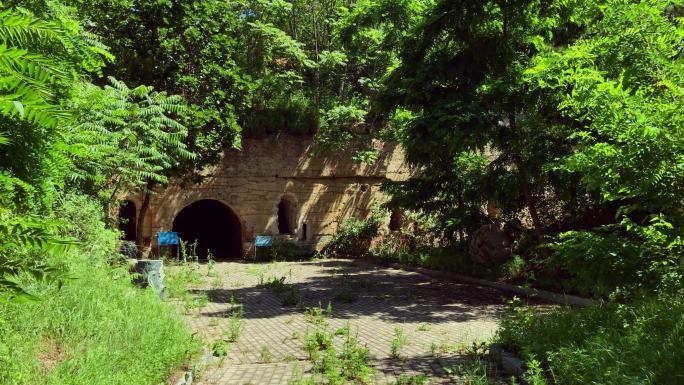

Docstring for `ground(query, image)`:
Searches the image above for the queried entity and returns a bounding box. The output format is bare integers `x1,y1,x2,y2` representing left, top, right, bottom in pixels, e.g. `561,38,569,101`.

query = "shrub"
323,217,381,258
270,239,315,261
547,217,684,298
498,295,684,385
119,241,138,260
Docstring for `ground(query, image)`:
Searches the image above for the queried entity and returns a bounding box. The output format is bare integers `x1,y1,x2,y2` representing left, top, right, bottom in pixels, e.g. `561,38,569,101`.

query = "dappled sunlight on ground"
177,259,523,384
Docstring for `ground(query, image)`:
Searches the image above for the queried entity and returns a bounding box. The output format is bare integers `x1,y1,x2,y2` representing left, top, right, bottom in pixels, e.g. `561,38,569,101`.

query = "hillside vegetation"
1,1,682,384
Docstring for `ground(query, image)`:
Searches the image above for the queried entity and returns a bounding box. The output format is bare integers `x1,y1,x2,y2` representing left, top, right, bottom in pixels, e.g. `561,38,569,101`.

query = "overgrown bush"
372,231,426,263
270,239,315,261
499,296,684,385
322,217,381,258
547,217,684,299
372,241,506,282
0,195,198,385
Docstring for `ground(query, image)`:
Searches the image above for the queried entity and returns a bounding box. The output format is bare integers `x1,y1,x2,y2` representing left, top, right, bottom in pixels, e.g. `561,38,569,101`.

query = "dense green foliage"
62,0,430,160
0,0,193,290
0,195,197,385
0,3,197,383
373,0,684,299
322,215,383,258
499,296,684,385
1,0,684,383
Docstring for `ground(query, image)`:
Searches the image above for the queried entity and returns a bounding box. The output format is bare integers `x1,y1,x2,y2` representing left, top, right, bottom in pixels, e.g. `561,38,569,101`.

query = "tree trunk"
312,1,320,106
290,4,297,39
135,181,153,257
519,169,544,241
520,174,551,258
456,183,466,242
507,113,545,242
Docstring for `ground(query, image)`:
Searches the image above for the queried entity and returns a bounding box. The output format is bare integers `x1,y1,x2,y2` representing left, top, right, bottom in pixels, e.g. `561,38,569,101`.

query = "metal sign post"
254,235,273,260
157,231,179,259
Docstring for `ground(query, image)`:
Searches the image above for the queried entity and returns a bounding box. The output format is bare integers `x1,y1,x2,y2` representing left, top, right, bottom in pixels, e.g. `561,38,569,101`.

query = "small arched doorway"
172,199,242,259
388,210,402,232
118,200,137,241
277,196,296,235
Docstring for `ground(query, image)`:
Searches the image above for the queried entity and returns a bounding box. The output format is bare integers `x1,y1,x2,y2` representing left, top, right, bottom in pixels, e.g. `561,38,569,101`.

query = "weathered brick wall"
127,134,412,256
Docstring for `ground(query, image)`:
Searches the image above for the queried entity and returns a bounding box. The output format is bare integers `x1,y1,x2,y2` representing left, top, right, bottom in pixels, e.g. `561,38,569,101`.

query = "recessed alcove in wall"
389,210,402,232
172,199,242,259
277,196,296,235
118,200,137,241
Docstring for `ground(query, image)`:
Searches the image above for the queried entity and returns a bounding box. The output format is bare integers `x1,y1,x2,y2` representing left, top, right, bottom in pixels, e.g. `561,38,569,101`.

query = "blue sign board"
158,231,179,246
255,235,273,247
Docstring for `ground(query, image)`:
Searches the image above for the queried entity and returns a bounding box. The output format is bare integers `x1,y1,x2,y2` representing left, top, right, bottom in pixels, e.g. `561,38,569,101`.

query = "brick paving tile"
177,259,520,385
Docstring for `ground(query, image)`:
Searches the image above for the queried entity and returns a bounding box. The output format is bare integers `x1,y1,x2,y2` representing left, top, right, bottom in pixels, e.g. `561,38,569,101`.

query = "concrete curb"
489,343,525,376
385,262,598,307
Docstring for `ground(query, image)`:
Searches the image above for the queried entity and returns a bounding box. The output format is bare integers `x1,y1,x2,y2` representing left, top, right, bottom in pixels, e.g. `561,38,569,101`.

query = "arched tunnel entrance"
172,199,242,259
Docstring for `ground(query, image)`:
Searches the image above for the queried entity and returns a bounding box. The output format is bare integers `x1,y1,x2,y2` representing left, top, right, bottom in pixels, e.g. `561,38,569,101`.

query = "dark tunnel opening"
118,200,137,241
172,199,242,259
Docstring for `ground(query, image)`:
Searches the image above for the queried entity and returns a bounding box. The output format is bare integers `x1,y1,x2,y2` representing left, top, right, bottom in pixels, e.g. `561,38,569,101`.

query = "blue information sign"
255,235,273,247
158,231,179,246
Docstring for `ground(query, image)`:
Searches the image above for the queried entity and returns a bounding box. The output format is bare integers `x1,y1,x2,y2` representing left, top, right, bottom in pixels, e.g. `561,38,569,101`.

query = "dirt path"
181,259,514,384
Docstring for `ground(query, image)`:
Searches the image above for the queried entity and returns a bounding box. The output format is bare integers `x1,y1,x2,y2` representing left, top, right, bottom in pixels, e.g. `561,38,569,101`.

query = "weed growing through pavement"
259,345,274,363
183,292,209,313
247,265,268,282
459,341,489,357
261,276,300,306
304,304,326,325
416,323,431,332
211,275,222,288
297,325,374,385
227,299,244,342
303,329,333,358
430,337,455,356
390,326,408,358
444,359,492,385
206,251,217,277
281,286,300,306
210,340,229,358
165,240,205,299
335,324,351,337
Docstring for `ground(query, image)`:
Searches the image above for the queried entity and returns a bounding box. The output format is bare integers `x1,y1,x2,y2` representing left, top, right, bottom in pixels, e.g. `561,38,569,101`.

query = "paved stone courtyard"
180,259,516,384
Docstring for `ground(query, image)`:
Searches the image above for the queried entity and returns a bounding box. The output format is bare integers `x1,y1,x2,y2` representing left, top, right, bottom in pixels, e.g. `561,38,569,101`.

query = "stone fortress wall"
126,134,412,258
